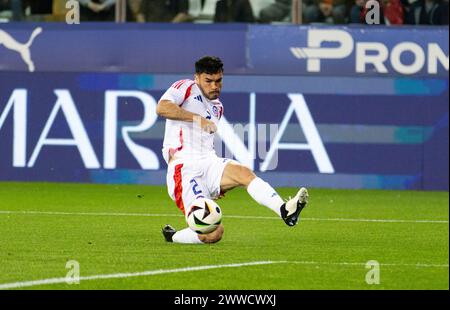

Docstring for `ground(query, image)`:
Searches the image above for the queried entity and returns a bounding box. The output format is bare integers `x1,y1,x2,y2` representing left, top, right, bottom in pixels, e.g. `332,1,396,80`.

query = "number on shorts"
190,179,203,195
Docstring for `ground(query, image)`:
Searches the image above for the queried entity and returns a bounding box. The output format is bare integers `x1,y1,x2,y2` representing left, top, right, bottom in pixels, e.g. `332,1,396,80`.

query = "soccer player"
157,56,309,244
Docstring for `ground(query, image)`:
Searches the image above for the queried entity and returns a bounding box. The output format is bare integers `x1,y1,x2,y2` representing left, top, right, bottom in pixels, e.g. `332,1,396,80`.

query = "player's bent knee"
238,166,256,187
199,224,224,244
229,163,255,183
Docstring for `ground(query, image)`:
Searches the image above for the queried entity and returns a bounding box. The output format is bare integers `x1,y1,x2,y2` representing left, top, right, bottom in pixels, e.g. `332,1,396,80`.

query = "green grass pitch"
0,182,448,290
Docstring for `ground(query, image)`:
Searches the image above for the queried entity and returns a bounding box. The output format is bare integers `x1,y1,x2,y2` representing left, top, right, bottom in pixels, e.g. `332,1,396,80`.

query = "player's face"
195,72,223,100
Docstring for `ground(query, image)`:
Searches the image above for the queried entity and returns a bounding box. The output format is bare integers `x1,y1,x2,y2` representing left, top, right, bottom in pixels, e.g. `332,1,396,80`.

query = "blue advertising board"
248,25,449,77
0,23,448,191
0,23,248,73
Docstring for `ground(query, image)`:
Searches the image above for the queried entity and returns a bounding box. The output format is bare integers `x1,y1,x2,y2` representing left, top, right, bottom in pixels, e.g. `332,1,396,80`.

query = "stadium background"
0,23,448,190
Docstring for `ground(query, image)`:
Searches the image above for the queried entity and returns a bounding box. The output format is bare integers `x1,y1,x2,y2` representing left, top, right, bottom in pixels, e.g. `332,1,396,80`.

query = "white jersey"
160,79,224,164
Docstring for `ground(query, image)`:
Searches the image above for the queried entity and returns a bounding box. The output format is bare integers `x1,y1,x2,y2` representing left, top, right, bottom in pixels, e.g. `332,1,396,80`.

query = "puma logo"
0,27,42,72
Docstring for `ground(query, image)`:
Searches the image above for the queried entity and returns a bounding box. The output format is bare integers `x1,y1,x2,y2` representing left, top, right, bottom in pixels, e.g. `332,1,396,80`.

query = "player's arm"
156,100,197,122
156,100,217,134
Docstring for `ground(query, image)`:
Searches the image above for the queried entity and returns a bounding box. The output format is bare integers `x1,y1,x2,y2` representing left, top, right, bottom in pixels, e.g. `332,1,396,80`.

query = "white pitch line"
0,210,181,218
0,260,447,290
287,261,449,268
297,217,450,224
0,261,277,290
0,210,448,224
227,215,449,224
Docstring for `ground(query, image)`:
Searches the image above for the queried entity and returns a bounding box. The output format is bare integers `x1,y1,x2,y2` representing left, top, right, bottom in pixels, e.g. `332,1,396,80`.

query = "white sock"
247,177,284,217
172,228,204,244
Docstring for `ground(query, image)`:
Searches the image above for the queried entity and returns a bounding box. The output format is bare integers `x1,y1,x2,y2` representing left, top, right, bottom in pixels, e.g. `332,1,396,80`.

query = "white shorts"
166,155,235,215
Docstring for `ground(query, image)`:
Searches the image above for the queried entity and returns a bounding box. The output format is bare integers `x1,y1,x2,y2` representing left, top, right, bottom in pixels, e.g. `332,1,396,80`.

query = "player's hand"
200,117,217,134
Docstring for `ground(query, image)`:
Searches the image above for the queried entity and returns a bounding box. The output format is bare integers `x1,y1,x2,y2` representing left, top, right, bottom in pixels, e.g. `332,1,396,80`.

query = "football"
186,198,222,234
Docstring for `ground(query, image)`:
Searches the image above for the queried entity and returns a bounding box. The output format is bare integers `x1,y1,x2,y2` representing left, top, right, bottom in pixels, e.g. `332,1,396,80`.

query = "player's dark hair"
195,56,224,75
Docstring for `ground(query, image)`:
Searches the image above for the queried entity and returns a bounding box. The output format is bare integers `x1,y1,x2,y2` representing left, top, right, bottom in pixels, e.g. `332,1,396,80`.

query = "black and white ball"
186,198,222,234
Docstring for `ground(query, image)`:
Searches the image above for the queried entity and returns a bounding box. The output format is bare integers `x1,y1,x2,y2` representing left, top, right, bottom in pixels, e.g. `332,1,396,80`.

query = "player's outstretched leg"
162,224,224,244
221,162,309,227
247,177,309,226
